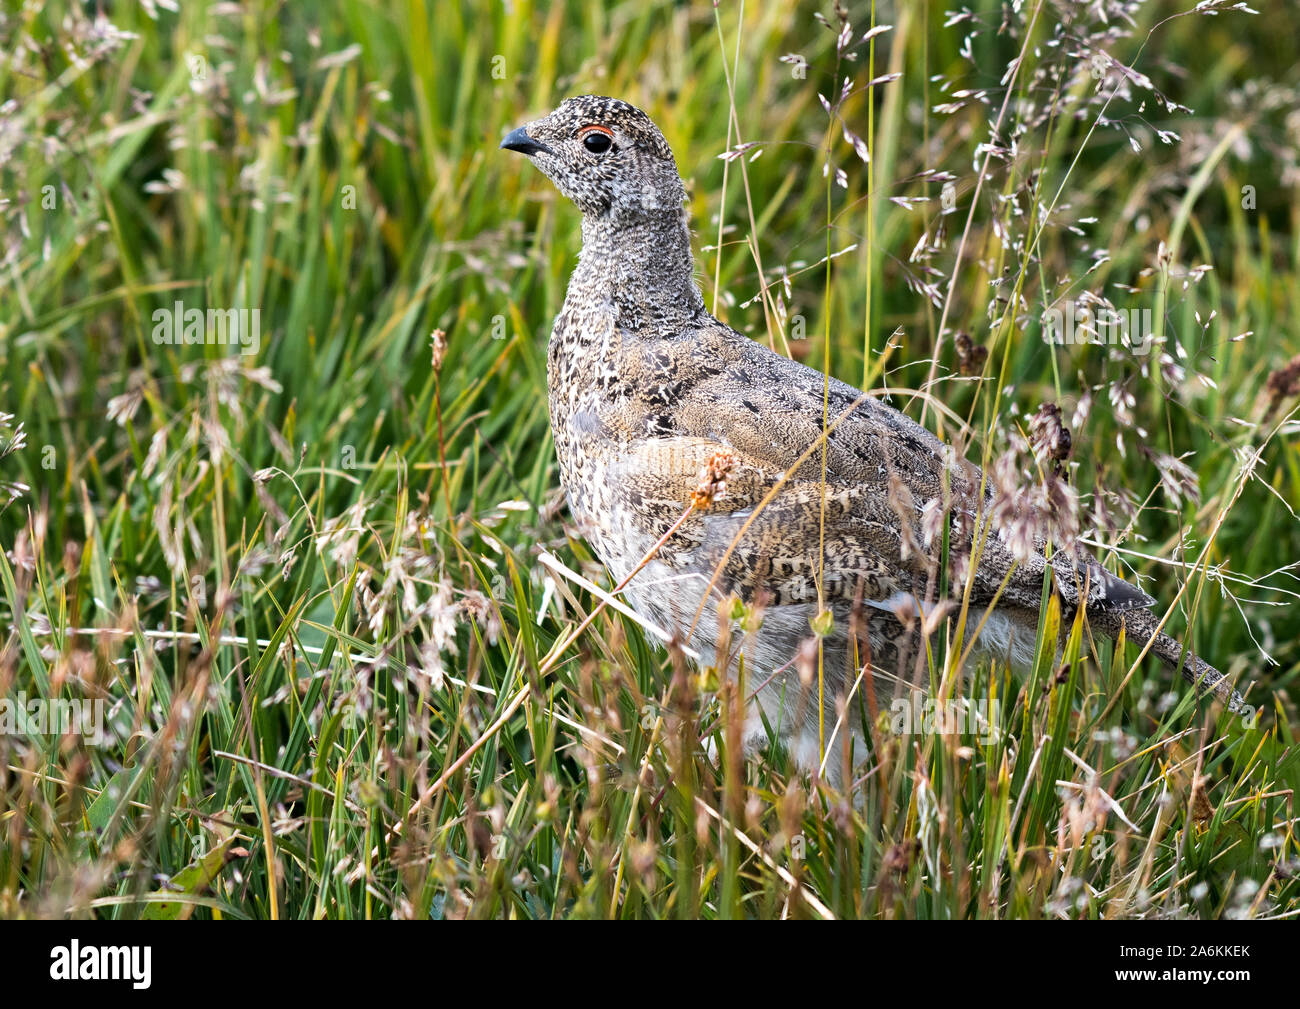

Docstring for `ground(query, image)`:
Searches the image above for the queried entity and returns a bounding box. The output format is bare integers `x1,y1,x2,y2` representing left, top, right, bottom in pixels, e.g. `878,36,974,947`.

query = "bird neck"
572,210,705,334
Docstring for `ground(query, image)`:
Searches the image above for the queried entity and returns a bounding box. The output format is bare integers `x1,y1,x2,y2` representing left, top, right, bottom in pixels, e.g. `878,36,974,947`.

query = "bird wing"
603,433,910,608
605,322,1152,617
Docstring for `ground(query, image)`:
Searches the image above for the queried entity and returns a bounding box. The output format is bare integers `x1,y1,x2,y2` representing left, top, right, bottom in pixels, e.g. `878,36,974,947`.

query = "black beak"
500,126,553,157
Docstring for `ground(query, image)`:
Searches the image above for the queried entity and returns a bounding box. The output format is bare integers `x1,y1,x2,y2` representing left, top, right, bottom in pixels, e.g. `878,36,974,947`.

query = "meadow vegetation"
1,0,1297,919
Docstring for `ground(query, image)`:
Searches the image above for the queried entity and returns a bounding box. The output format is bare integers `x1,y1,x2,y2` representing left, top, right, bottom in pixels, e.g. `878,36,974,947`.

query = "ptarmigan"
501,95,1244,780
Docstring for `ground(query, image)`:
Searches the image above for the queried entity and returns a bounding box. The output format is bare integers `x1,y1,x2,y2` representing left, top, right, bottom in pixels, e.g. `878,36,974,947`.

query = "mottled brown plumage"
502,96,1244,778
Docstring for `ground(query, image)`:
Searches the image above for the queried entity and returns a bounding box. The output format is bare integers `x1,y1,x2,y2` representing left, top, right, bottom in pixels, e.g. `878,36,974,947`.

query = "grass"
1,0,1298,919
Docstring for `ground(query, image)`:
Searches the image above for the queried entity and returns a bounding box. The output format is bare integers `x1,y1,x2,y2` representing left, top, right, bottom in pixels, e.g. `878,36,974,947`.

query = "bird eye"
579,125,613,154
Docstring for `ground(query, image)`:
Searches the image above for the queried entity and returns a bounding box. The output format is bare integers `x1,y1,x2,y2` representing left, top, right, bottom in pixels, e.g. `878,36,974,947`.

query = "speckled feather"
503,96,1244,773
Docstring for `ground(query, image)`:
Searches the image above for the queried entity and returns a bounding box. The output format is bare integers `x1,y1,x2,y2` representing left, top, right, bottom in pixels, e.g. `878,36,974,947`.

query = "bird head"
500,96,687,223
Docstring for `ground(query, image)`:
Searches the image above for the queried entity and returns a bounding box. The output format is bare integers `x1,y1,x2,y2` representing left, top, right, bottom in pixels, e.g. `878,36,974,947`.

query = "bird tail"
1089,606,1245,713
